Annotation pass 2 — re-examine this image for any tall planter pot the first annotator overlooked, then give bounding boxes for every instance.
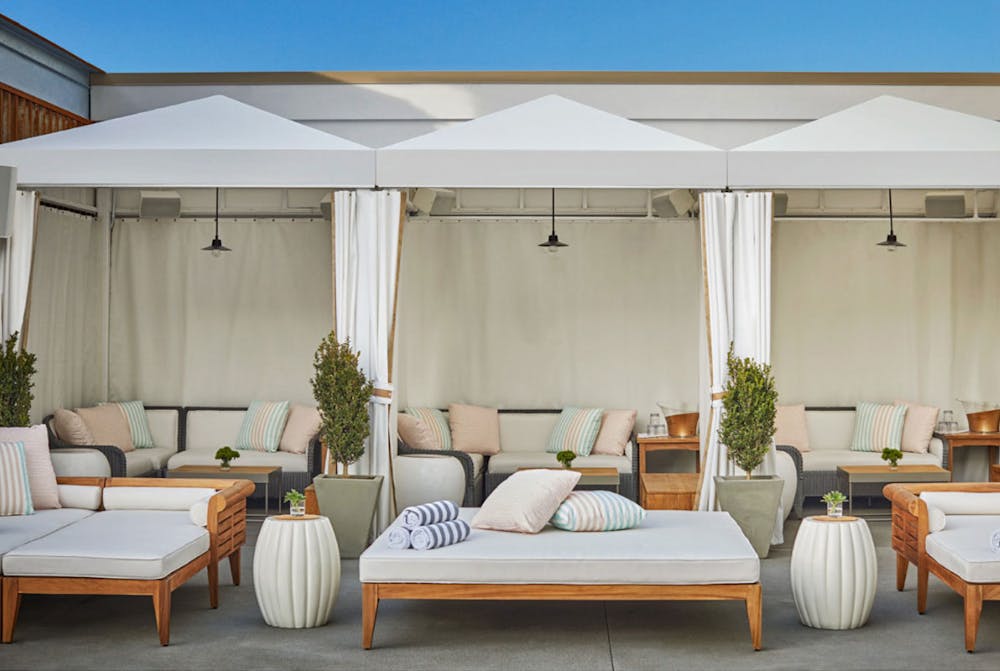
[312,474,384,559]
[714,475,784,559]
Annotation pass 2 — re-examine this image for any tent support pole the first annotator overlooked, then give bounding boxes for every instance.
[324,189,336,476]
[385,192,406,518]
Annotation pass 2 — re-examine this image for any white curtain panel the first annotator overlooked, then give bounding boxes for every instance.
[333,189,402,532]
[3,190,39,343]
[698,191,783,544]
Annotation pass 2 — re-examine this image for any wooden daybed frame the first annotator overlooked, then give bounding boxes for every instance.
[884,481,1000,652]
[2,476,254,646]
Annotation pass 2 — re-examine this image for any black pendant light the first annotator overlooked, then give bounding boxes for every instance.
[539,188,568,252]
[876,189,906,251]
[202,188,231,256]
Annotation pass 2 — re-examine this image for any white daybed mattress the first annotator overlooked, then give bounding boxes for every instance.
[360,509,758,585]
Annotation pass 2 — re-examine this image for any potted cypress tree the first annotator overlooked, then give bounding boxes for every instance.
[310,331,382,558]
[714,345,784,558]
[0,333,37,427]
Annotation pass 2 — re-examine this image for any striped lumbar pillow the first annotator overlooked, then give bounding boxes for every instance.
[114,400,155,449]
[0,441,34,516]
[550,491,645,532]
[851,402,907,452]
[404,408,451,451]
[236,401,291,452]
[546,407,604,456]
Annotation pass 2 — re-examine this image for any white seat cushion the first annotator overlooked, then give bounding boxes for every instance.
[0,509,94,572]
[124,452,156,476]
[925,515,1000,583]
[487,451,630,474]
[801,449,941,472]
[2,510,209,580]
[135,445,179,469]
[361,509,758,585]
[168,447,307,472]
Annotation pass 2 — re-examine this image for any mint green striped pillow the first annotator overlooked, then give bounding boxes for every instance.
[404,408,451,451]
[851,402,907,452]
[236,401,291,453]
[115,401,154,449]
[546,407,604,456]
[0,441,34,516]
[550,491,645,531]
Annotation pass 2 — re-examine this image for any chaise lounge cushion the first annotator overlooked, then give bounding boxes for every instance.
[0,508,94,571]
[487,451,631,474]
[3,510,210,580]
[924,514,1000,583]
[362,509,759,585]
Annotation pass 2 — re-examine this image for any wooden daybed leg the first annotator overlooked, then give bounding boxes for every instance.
[2,578,20,643]
[208,559,219,609]
[917,561,929,614]
[152,581,171,646]
[964,584,982,653]
[896,554,908,591]
[362,583,379,650]
[746,583,762,651]
[229,549,242,586]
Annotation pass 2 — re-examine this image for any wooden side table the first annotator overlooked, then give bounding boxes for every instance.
[935,432,1000,478]
[640,473,699,510]
[637,435,700,473]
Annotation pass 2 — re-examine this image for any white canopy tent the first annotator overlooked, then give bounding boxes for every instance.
[0,95,376,188]
[728,95,1000,189]
[377,94,727,188]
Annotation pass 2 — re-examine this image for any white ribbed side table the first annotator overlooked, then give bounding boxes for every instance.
[253,514,341,628]
[790,516,877,630]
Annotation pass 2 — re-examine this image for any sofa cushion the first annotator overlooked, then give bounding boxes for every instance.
[103,486,218,511]
[894,400,939,454]
[920,492,1000,516]
[280,404,320,454]
[775,404,810,453]
[449,404,501,456]
[804,410,856,451]
[2,510,210,580]
[168,447,307,472]
[801,449,941,472]
[113,400,155,449]
[497,413,559,453]
[850,402,906,452]
[0,508,94,572]
[57,484,102,510]
[186,410,246,451]
[0,425,60,510]
[592,410,636,456]
[0,441,33,516]
[487,451,631,474]
[924,514,1000,583]
[235,400,290,453]
[138,445,179,470]
[472,469,580,534]
[76,405,134,453]
[125,452,157,477]
[146,408,179,452]
[49,448,113,478]
[546,408,604,457]
[550,491,646,531]
[52,408,94,445]
[404,408,451,451]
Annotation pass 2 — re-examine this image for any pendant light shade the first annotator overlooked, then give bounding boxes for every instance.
[876,189,906,251]
[538,188,568,252]
[202,188,231,257]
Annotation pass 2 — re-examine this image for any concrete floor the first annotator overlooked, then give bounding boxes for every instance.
[3,505,999,671]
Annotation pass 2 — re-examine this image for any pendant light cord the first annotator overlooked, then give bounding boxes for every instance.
[888,189,894,235]
[551,188,556,236]
[215,187,220,237]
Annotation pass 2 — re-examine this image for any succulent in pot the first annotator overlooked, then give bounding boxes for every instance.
[284,489,306,516]
[821,490,847,518]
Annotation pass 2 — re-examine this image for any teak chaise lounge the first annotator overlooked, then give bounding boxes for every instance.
[885,482,1000,652]
[1,476,253,646]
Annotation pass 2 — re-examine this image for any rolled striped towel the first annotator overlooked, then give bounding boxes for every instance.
[410,519,470,551]
[387,526,412,550]
[400,500,460,530]
[992,530,1000,554]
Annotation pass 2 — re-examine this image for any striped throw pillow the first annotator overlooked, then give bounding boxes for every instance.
[236,401,291,452]
[550,491,645,532]
[546,407,604,456]
[851,402,907,452]
[404,408,451,451]
[114,401,155,449]
[0,441,34,516]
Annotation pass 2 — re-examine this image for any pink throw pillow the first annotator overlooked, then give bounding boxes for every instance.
[472,469,580,533]
[0,425,60,510]
[591,410,637,456]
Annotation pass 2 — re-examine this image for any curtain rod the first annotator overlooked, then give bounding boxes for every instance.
[39,197,98,217]
[113,213,324,221]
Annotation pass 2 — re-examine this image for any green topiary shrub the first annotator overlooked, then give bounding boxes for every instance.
[0,333,37,427]
[718,344,777,478]
[311,331,374,475]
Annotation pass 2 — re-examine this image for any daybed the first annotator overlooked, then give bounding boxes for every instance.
[358,508,762,650]
[1,476,253,646]
[885,482,1000,652]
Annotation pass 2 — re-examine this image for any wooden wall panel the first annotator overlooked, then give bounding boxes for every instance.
[0,82,89,144]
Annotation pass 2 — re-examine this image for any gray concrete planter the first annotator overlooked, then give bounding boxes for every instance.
[312,474,384,558]
[714,475,784,558]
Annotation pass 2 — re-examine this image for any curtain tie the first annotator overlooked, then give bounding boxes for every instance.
[371,383,393,405]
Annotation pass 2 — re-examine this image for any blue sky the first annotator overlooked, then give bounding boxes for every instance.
[5,0,1000,72]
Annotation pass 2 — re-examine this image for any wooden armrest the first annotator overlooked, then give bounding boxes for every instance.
[884,483,922,515]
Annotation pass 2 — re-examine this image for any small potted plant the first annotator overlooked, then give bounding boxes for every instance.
[556,450,576,469]
[214,446,240,471]
[821,490,847,518]
[284,489,306,516]
[881,447,904,470]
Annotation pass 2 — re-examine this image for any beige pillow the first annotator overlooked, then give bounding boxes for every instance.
[591,409,637,456]
[280,404,321,454]
[449,404,501,455]
[894,400,939,454]
[75,404,134,452]
[52,408,95,445]
[0,425,60,510]
[472,469,581,533]
[775,404,810,453]
[398,413,440,451]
